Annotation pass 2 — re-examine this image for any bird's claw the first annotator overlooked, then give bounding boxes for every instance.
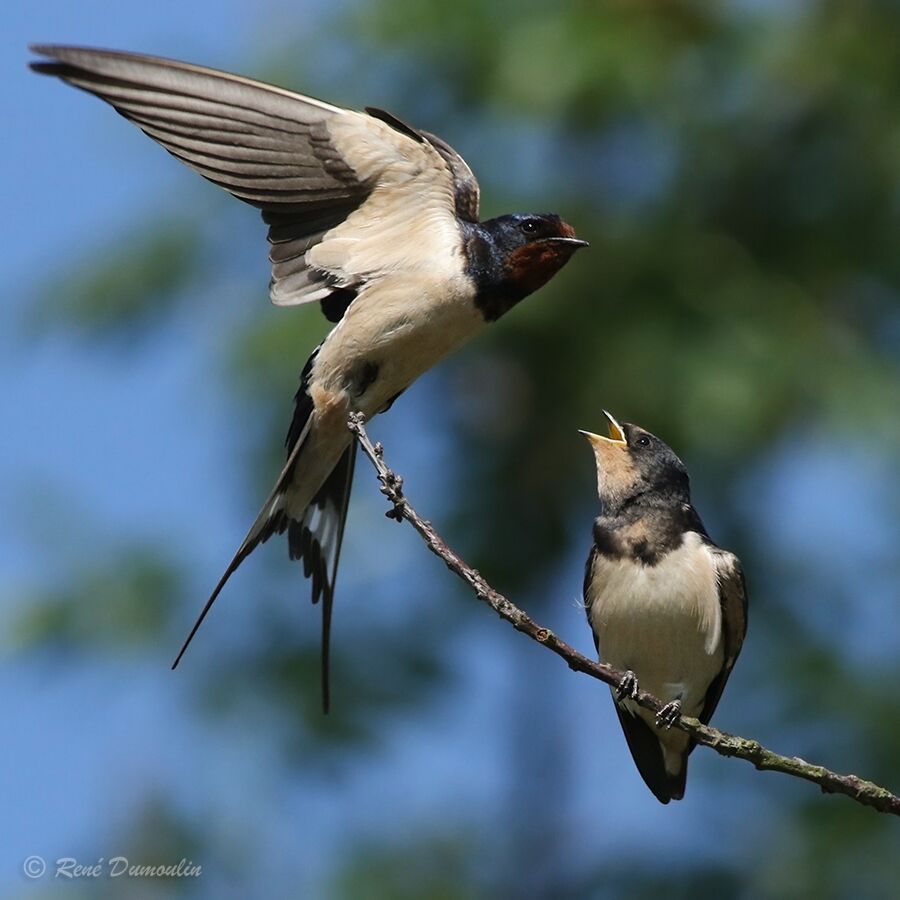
[656,700,682,730]
[615,670,639,701]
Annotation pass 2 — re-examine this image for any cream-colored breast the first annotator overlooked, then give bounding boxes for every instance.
[281,273,482,520]
[312,273,483,416]
[588,531,724,716]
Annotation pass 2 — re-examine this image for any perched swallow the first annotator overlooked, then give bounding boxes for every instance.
[580,412,747,803]
[31,46,587,709]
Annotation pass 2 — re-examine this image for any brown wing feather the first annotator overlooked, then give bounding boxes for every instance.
[30,46,467,312]
[30,45,363,208]
[420,130,480,222]
[359,110,480,222]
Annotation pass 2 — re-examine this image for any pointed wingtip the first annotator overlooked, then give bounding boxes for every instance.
[28,45,56,75]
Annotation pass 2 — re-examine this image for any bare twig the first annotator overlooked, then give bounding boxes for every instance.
[348,413,900,817]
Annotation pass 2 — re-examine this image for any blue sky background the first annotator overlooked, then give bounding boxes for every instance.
[3,2,900,898]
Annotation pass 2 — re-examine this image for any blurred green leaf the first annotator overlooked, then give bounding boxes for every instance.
[27,215,205,343]
[11,548,183,652]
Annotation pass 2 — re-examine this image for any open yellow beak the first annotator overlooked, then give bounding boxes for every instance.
[579,410,627,448]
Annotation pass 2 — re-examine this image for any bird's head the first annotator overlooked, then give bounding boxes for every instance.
[580,411,689,513]
[494,213,588,295]
[468,213,587,319]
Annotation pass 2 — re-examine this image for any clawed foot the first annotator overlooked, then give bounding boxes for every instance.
[656,699,682,730]
[615,670,639,701]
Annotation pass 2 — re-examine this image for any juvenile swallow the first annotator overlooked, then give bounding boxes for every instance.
[580,413,747,803]
[31,46,587,709]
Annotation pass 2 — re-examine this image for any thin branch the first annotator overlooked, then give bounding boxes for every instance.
[348,413,900,817]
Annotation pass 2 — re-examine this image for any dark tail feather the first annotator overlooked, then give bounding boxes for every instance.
[171,416,312,670]
[288,441,357,714]
[614,704,687,804]
[668,756,689,802]
[170,537,255,671]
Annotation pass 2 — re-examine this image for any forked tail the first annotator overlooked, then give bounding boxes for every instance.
[172,347,358,713]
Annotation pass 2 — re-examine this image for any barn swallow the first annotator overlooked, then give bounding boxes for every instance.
[580,412,747,803]
[31,46,587,709]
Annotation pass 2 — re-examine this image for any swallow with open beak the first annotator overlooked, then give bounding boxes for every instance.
[30,46,588,709]
[580,412,747,803]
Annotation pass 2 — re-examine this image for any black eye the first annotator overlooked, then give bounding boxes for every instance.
[635,435,651,448]
[520,219,540,235]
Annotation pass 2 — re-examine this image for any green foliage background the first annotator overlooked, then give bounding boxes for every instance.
[7,2,900,898]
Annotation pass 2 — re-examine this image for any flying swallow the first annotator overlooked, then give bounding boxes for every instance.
[580,412,747,803]
[30,46,587,709]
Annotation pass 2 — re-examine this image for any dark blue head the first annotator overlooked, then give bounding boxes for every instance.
[465,213,587,320]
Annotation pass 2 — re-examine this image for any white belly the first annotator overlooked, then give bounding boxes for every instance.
[588,531,724,717]
[280,275,483,517]
[313,274,484,418]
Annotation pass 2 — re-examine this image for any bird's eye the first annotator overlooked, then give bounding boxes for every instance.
[635,436,651,448]
[520,219,540,235]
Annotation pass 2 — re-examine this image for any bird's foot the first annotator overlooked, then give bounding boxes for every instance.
[615,670,639,701]
[347,411,366,435]
[656,699,682,730]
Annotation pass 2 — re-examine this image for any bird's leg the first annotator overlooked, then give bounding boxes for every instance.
[656,699,682,730]
[615,669,639,700]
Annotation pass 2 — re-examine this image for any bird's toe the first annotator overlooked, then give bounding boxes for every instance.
[656,699,682,730]
[615,670,640,701]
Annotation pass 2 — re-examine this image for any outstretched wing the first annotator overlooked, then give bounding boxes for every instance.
[30,45,476,311]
